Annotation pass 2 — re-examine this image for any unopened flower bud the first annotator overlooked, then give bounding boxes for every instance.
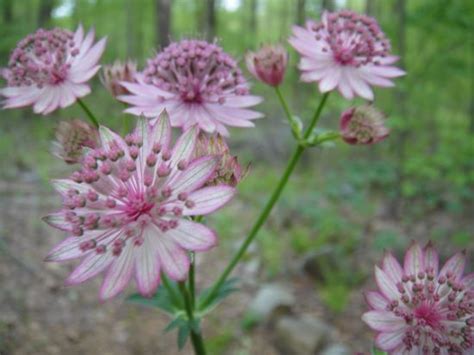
[52,119,99,164]
[245,44,288,87]
[194,133,248,187]
[339,105,389,145]
[100,60,137,97]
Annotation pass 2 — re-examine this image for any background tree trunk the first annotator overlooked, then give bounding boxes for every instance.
[296,0,305,25]
[322,0,334,11]
[204,0,216,41]
[38,0,54,27]
[156,0,171,48]
[2,0,13,23]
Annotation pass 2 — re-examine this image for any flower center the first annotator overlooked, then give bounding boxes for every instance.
[414,303,441,329]
[334,48,355,65]
[125,193,155,221]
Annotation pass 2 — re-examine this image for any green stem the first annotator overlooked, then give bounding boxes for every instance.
[189,252,196,309]
[77,98,100,128]
[178,282,207,355]
[274,86,293,124]
[200,93,330,310]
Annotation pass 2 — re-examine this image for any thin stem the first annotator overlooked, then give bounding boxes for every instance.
[178,282,207,355]
[200,93,330,310]
[189,252,196,309]
[77,98,100,128]
[274,86,293,124]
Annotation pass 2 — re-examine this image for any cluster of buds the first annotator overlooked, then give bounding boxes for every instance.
[100,60,137,97]
[339,105,389,145]
[246,44,288,87]
[51,119,99,164]
[194,133,247,187]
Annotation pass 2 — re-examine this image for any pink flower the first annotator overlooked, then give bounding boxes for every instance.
[52,119,99,164]
[118,39,263,136]
[44,112,235,301]
[362,242,474,353]
[340,105,389,145]
[0,25,106,114]
[245,44,288,87]
[289,10,405,100]
[100,60,137,98]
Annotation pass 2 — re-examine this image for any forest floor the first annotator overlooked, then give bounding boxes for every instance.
[0,172,472,355]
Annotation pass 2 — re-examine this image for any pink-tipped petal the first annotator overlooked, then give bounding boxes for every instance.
[403,242,424,277]
[362,311,405,332]
[365,291,389,311]
[156,238,189,281]
[167,220,217,251]
[375,330,405,351]
[439,251,466,281]
[99,245,135,300]
[183,185,235,216]
[375,265,399,300]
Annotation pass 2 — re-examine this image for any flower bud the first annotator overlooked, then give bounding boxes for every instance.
[245,44,288,87]
[100,60,137,97]
[339,105,389,145]
[194,133,247,187]
[52,119,99,164]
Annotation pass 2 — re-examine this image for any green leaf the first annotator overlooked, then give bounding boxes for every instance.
[197,277,240,314]
[371,345,387,355]
[164,316,187,333]
[177,324,190,350]
[126,284,180,315]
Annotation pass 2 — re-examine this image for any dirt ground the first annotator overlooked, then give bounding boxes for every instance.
[0,177,472,355]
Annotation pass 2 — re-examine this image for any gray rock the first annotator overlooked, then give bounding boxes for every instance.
[274,315,330,355]
[321,344,351,355]
[248,283,294,321]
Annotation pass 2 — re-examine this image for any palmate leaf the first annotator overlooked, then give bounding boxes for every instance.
[197,277,240,315]
[126,283,183,315]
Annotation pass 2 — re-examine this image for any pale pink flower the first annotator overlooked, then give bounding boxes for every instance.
[44,112,235,301]
[52,119,99,164]
[245,44,288,87]
[362,242,474,354]
[118,39,263,136]
[100,60,137,98]
[340,105,389,145]
[0,25,106,114]
[289,10,405,100]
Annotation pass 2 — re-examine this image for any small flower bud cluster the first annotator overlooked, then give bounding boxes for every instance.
[52,119,99,164]
[100,60,137,97]
[194,133,246,187]
[245,44,288,87]
[339,105,389,145]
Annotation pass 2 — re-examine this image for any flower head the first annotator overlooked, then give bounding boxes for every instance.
[362,242,474,353]
[340,105,389,145]
[195,133,246,187]
[101,60,137,98]
[44,112,235,300]
[0,25,106,114]
[289,10,405,100]
[118,39,263,136]
[52,119,99,164]
[245,44,288,87]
